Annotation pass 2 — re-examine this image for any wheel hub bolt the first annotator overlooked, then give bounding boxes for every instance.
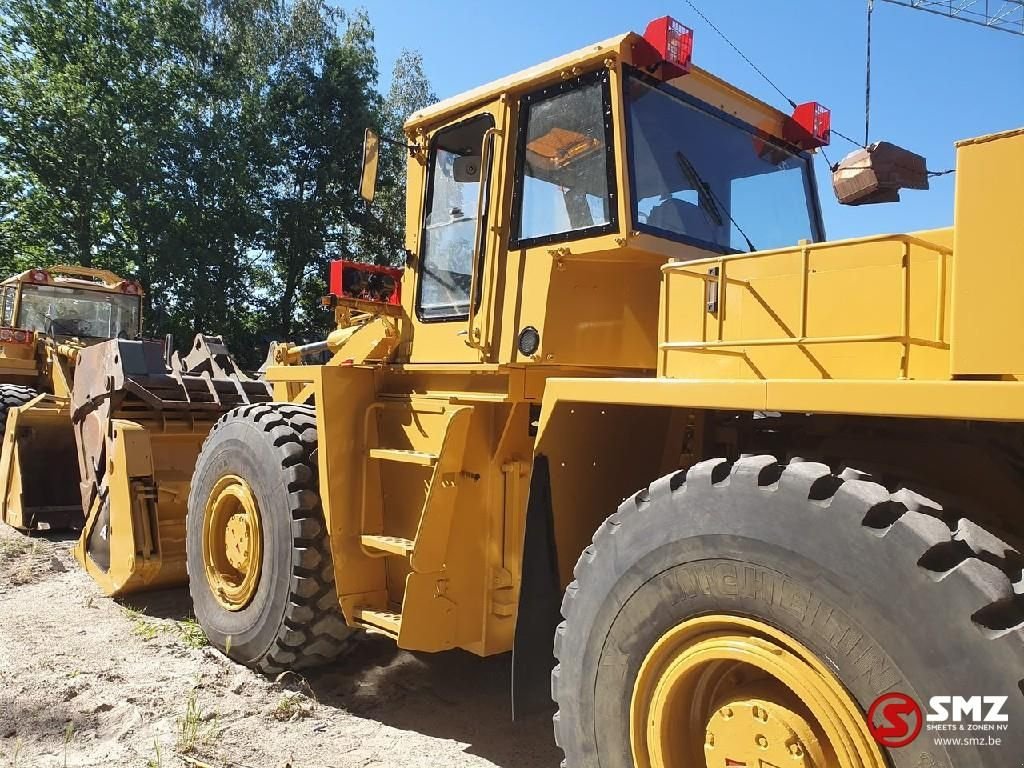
[756,734,769,750]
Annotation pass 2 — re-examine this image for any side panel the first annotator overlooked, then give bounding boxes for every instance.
[310,363,537,657]
[507,242,665,370]
[534,399,685,587]
[951,129,1024,376]
[659,231,953,382]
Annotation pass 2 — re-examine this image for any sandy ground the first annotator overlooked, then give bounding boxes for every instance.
[0,524,562,768]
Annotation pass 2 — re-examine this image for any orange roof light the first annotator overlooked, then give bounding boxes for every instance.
[634,16,694,80]
[785,102,832,150]
[118,280,143,295]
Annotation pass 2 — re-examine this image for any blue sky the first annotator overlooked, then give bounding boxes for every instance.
[355,0,1023,240]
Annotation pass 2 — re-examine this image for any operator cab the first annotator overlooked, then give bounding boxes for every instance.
[362,16,827,371]
[0,267,143,343]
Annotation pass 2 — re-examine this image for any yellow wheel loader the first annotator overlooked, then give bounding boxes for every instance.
[0,264,271,596]
[0,265,146,530]
[45,15,1024,768]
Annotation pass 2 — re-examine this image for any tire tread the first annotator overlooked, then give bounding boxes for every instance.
[192,402,352,675]
[552,455,1024,766]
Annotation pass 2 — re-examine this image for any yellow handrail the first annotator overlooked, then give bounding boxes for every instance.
[466,127,500,355]
[661,238,951,379]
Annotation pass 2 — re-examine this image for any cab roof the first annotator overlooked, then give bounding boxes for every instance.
[404,28,795,144]
[1,266,143,296]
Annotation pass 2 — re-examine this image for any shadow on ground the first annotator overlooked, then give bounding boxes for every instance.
[118,586,194,620]
[120,591,562,767]
[306,635,562,768]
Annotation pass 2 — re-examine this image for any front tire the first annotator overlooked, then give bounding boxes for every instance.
[553,456,1024,768]
[187,403,353,674]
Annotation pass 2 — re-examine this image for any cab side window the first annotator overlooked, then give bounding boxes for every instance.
[417,114,494,322]
[511,70,617,248]
[1,288,14,326]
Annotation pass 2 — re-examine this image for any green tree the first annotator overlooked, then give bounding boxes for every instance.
[260,6,383,340]
[0,0,205,272]
[0,0,436,363]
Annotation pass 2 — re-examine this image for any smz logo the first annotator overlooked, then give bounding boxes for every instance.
[868,692,923,748]
[927,696,1009,723]
[868,693,1010,748]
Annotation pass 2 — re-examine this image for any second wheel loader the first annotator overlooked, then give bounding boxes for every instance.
[0,265,145,530]
[0,265,270,596]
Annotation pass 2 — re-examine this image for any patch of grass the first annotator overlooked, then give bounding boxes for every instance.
[7,738,24,768]
[133,620,161,640]
[63,722,74,767]
[122,605,163,641]
[0,536,34,559]
[177,618,208,649]
[271,691,315,722]
[176,691,202,754]
[145,739,163,768]
[176,690,217,755]
[1,537,40,583]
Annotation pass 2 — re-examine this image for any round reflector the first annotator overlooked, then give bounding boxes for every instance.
[518,326,541,357]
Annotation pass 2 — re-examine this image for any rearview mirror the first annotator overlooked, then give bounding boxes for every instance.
[359,128,380,202]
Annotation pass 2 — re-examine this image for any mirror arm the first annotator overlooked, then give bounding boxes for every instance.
[377,134,419,155]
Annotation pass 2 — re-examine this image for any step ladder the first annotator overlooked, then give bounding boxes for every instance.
[351,399,473,642]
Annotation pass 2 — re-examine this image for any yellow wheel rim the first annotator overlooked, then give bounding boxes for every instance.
[630,615,886,768]
[202,474,263,611]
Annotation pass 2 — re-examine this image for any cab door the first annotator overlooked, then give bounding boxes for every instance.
[405,101,507,364]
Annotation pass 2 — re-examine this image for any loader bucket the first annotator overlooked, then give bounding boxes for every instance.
[0,396,83,530]
[71,335,271,596]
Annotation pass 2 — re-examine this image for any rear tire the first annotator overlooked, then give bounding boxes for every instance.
[552,456,1024,768]
[0,384,36,430]
[187,402,353,674]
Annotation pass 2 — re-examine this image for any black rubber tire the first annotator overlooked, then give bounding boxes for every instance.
[187,402,353,675]
[0,384,37,430]
[552,456,1024,768]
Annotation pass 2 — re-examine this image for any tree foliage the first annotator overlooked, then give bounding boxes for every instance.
[0,0,435,364]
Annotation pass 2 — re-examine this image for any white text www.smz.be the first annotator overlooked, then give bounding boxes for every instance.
[932,735,1003,747]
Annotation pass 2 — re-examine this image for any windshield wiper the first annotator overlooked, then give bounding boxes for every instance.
[674,150,758,252]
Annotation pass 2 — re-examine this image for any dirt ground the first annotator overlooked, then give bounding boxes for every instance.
[0,524,562,768]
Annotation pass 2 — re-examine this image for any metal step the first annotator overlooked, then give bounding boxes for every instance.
[351,607,401,636]
[360,534,414,557]
[368,448,438,466]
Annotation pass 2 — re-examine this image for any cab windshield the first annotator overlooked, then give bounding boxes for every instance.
[626,72,820,253]
[18,284,141,339]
